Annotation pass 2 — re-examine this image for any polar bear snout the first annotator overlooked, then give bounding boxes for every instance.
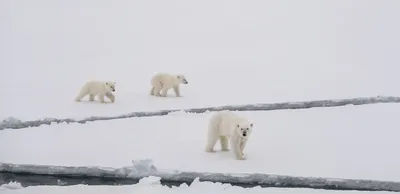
[108,84,116,92]
[105,81,116,92]
[242,130,248,137]
[176,75,188,84]
[238,126,251,138]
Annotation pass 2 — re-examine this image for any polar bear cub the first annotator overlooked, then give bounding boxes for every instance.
[205,110,254,160]
[150,73,188,97]
[75,81,116,103]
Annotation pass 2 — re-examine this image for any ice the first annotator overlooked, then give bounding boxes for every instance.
[1,0,400,193]
[0,178,397,194]
[126,159,158,177]
[1,96,399,130]
[0,181,23,190]
[0,117,23,129]
[1,104,400,185]
[137,176,162,186]
[2,0,400,122]
[2,161,400,192]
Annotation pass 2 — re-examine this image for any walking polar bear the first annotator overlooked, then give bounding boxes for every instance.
[75,81,116,103]
[205,110,254,160]
[150,73,188,97]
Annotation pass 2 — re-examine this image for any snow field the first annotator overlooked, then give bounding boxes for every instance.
[1,104,400,182]
[2,0,400,121]
[2,0,400,192]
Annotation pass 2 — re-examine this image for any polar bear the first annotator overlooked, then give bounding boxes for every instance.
[75,81,116,103]
[205,110,254,160]
[149,73,188,97]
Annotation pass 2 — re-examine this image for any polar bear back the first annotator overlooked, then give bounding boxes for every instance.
[211,111,249,137]
[82,81,109,95]
[151,73,180,88]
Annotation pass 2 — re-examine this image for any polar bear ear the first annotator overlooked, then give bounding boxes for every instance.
[105,82,109,85]
[237,124,240,128]
[250,123,253,127]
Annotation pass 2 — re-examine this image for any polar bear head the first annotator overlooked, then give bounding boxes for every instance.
[236,122,253,138]
[105,82,116,92]
[176,75,188,84]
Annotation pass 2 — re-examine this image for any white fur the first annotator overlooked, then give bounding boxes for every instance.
[149,73,188,97]
[205,110,254,160]
[75,81,116,103]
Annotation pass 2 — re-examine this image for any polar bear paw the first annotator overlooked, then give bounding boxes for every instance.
[236,155,247,160]
[205,148,216,153]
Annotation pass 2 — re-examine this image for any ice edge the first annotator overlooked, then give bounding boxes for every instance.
[1,162,400,192]
[1,95,400,130]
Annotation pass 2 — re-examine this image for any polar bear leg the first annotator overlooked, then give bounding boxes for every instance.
[98,94,106,103]
[231,137,246,160]
[160,87,169,97]
[75,89,88,102]
[151,80,163,97]
[205,124,219,153]
[153,86,162,96]
[239,140,247,159]
[150,87,155,95]
[205,135,218,152]
[220,136,229,151]
[173,86,180,97]
[205,115,221,152]
[240,139,247,153]
[105,92,115,103]
[89,94,95,101]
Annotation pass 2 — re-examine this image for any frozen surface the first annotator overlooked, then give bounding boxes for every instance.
[0,178,397,194]
[2,0,400,192]
[0,181,23,190]
[2,160,400,192]
[1,104,400,182]
[1,0,400,121]
[1,96,399,130]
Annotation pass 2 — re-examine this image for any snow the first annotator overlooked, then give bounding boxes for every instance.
[128,159,158,176]
[1,104,400,182]
[1,0,400,192]
[0,182,23,190]
[0,178,396,194]
[1,0,400,121]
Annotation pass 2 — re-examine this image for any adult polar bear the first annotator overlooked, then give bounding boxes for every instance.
[75,81,116,103]
[150,73,188,97]
[205,111,254,160]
